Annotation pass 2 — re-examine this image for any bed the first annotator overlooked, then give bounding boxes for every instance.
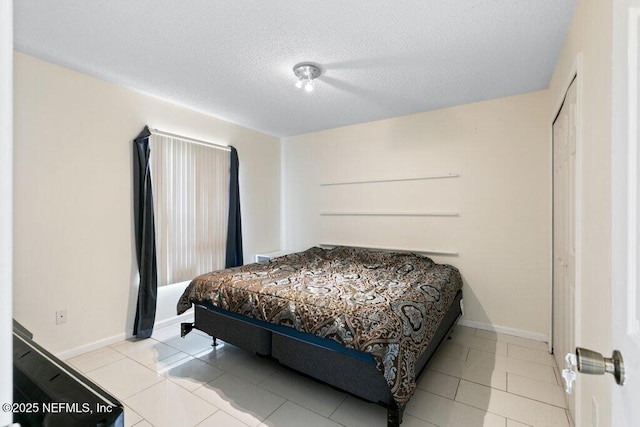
[177,246,463,426]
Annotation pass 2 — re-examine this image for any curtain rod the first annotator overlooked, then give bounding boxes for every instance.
[149,128,231,152]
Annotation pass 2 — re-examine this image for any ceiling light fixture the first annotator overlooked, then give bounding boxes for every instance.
[293,62,321,92]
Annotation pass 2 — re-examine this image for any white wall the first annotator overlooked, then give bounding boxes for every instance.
[282,90,551,338]
[13,53,281,356]
[549,0,613,425]
[0,1,12,425]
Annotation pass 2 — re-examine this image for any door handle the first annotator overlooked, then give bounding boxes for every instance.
[562,347,625,394]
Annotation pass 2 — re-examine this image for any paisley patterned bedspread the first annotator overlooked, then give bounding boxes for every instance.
[177,246,462,404]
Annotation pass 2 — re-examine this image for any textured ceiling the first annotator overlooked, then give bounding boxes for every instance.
[14,1,576,137]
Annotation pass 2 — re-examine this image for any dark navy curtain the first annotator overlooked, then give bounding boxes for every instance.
[132,126,157,338]
[225,146,243,268]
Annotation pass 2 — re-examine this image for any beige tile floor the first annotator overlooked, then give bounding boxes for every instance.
[65,324,571,427]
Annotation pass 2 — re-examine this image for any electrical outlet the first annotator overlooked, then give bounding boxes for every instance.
[56,309,67,325]
[592,396,599,427]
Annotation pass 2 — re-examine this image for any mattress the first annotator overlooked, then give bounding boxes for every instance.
[177,246,463,404]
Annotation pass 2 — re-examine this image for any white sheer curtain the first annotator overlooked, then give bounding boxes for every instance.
[150,134,230,286]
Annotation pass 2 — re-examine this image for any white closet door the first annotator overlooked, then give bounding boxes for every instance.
[552,78,577,421]
[611,4,640,424]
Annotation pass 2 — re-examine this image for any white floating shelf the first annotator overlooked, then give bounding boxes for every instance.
[319,243,459,256]
[320,211,459,217]
[320,173,459,187]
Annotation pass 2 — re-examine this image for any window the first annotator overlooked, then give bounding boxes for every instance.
[149,133,230,286]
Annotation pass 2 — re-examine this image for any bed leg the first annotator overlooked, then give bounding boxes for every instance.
[387,404,404,427]
[180,322,194,338]
[212,337,219,347]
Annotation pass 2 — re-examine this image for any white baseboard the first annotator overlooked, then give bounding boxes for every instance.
[56,331,129,360]
[457,319,548,343]
[154,312,194,330]
[56,312,194,361]
[56,314,546,360]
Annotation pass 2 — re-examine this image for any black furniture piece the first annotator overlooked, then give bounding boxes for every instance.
[12,320,124,427]
[182,290,463,427]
